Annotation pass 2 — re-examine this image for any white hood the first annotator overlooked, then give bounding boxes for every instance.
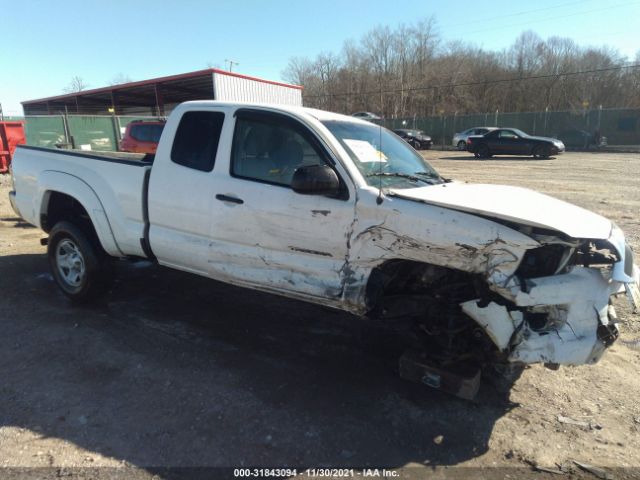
[388,183,612,239]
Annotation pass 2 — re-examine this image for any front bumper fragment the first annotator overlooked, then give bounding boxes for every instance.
[463,263,638,366]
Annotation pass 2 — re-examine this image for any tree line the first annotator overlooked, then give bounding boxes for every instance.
[283,18,640,118]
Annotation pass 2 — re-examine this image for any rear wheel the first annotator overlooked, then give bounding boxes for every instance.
[533,145,550,159]
[476,144,491,159]
[457,140,467,150]
[48,221,113,302]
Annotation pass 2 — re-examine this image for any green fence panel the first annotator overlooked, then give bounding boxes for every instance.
[600,109,639,145]
[66,116,117,152]
[24,116,67,147]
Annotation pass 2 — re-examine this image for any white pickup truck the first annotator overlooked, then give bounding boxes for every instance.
[9,101,640,398]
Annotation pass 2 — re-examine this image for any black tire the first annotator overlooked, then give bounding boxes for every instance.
[411,139,422,150]
[533,145,550,160]
[457,140,467,150]
[48,221,113,302]
[476,144,491,159]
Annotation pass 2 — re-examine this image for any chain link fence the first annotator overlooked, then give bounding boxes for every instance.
[383,107,640,149]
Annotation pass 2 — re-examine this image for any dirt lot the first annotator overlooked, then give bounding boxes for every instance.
[1,151,639,479]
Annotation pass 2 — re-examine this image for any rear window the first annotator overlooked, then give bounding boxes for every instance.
[171,111,225,172]
[130,124,164,142]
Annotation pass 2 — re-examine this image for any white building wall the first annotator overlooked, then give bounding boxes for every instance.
[212,72,303,106]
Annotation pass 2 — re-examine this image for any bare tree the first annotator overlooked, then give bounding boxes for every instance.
[108,73,133,86]
[291,17,639,117]
[63,76,89,93]
[282,57,315,86]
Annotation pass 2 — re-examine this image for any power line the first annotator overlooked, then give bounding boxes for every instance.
[302,63,640,99]
[227,1,598,68]
[238,1,637,69]
[440,0,591,30]
[458,1,640,36]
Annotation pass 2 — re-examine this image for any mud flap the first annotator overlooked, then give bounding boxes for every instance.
[399,350,481,400]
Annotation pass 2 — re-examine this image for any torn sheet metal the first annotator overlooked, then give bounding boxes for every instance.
[463,267,621,365]
[461,301,523,351]
[343,196,539,309]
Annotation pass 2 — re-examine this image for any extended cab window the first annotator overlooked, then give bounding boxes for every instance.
[231,112,327,187]
[171,111,225,172]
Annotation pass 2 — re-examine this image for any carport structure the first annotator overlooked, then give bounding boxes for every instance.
[22,68,302,116]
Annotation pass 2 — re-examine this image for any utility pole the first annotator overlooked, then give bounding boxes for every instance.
[224,59,239,72]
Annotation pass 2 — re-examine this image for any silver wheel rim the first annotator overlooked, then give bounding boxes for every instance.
[56,239,85,287]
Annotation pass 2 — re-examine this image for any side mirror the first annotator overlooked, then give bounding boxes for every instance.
[291,164,340,196]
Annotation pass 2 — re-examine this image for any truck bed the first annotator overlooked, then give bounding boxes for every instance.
[11,145,152,257]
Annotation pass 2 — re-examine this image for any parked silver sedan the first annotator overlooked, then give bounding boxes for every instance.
[452,127,498,150]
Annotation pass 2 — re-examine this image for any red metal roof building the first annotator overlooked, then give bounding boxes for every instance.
[22,68,303,116]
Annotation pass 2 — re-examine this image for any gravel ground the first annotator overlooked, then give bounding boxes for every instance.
[0,151,639,479]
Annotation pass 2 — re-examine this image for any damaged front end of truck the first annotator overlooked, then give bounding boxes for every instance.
[361,198,639,400]
[465,224,638,366]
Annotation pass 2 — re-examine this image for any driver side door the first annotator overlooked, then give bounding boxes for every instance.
[491,129,524,155]
[206,109,356,302]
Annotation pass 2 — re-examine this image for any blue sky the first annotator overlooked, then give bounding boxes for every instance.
[1,0,639,116]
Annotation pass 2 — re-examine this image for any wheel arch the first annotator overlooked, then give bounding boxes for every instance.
[38,171,122,256]
[362,258,481,314]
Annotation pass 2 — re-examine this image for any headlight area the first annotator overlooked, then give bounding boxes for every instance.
[464,232,638,366]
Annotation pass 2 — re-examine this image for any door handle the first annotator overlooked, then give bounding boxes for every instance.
[216,194,244,205]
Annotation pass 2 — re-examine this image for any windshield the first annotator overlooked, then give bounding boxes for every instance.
[322,120,442,189]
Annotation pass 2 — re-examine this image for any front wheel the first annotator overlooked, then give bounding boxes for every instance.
[411,139,422,150]
[48,221,113,302]
[533,145,550,159]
